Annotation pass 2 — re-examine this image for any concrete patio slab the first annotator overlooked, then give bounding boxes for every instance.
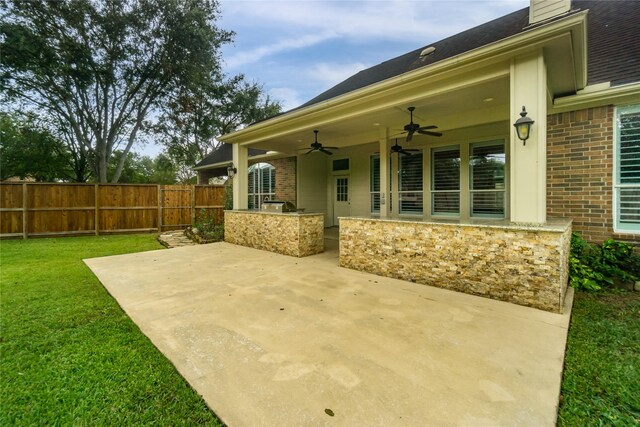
[85,241,572,427]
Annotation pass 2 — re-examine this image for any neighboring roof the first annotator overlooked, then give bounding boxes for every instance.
[297,1,639,110]
[193,143,267,169]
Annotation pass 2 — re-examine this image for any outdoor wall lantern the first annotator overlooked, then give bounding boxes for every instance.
[227,165,237,177]
[513,106,534,145]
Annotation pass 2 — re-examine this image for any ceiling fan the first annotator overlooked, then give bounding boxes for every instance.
[402,106,442,142]
[390,139,419,156]
[300,130,338,155]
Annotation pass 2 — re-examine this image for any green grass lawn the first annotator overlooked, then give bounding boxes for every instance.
[558,291,640,426]
[0,234,222,426]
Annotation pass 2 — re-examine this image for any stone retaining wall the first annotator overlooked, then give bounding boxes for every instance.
[339,218,572,312]
[225,210,324,257]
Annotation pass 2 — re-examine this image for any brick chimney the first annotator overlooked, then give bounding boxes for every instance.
[529,0,571,24]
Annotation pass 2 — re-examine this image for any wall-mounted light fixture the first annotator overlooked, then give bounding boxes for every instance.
[513,106,534,145]
[227,164,237,177]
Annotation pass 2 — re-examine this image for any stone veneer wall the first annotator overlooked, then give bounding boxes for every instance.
[225,210,323,257]
[547,105,640,243]
[339,218,572,312]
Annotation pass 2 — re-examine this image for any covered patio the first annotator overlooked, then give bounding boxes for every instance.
[85,240,573,426]
[221,15,585,312]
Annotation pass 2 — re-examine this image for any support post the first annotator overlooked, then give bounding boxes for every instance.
[190,185,196,226]
[157,185,163,232]
[94,184,100,235]
[232,144,249,210]
[378,127,390,217]
[510,51,547,224]
[22,183,27,239]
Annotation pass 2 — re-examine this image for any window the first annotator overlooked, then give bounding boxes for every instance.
[370,155,380,213]
[615,105,640,232]
[248,162,276,209]
[333,158,350,171]
[470,142,505,217]
[336,177,348,202]
[431,147,460,216]
[399,152,423,214]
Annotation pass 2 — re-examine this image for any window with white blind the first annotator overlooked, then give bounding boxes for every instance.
[248,162,276,210]
[399,152,423,214]
[431,147,460,215]
[615,105,640,233]
[370,155,380,213]
[470,141,505,217]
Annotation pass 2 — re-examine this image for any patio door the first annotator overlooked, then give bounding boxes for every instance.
[333,175,350,226]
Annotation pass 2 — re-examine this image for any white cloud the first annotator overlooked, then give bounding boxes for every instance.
[224,31,337,69]
[269,87,304,111]
[307,62,368,88]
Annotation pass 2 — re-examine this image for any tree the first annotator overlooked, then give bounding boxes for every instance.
[156,73,281,169]
[0,0,232,182]
[0,113,74,181]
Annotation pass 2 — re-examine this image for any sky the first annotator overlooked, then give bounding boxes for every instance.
[141,0,529,156]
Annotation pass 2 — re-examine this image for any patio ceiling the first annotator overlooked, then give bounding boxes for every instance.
[248,76,511,154]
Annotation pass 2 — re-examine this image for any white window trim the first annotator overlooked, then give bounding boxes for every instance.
[613,104,640,234]
[469,140,507,219]
[398,150,424,216]
[427,137,508,221]
[248,162,276,210]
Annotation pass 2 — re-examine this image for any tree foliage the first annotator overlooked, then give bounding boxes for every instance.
[106,151,178,184]
[156,72,281,170]
[1,0,231,182]
[0,113,74,181]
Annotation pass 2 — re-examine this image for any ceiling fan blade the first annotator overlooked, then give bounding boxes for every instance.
[304,148,315,155]
[405,132,414,142]
[419,125,438,130]
[400,149,413,156]
[323,146,339,150]
[320,148,333,155]
[417,130,443,137]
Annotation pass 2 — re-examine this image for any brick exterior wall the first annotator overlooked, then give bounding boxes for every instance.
[196,156,297,203]
[269,157,297,204]
[547,105,640,243]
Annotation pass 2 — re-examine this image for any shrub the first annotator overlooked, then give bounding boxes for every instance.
[569,233,639,291]
[191,209,224,242]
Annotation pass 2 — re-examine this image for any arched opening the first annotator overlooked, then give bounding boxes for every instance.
[248,162,276,210]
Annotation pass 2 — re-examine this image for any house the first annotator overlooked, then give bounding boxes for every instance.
[210,0,640,312]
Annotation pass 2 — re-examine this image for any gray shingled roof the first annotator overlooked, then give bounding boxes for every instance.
[194,143,267,169]
[297,1,639,110]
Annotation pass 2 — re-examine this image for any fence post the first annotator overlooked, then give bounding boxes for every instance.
[157,185,162,232]
[22,183,28,239]
[94,184,100,236]
[190,185,196,226]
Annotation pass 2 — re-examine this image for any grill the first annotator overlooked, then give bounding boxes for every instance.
[261,200,297,213]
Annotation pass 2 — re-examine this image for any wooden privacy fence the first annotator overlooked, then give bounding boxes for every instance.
[0,183,226,239]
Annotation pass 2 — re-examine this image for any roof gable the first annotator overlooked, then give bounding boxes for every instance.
[297,1,639,110]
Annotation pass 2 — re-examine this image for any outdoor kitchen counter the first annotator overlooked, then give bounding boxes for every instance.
[338,216,572,312]
[224,210,324,257]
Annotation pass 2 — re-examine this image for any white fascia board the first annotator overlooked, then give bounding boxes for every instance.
[192,152,287,171]
[221,11,588,146]
[552,82,640,113]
